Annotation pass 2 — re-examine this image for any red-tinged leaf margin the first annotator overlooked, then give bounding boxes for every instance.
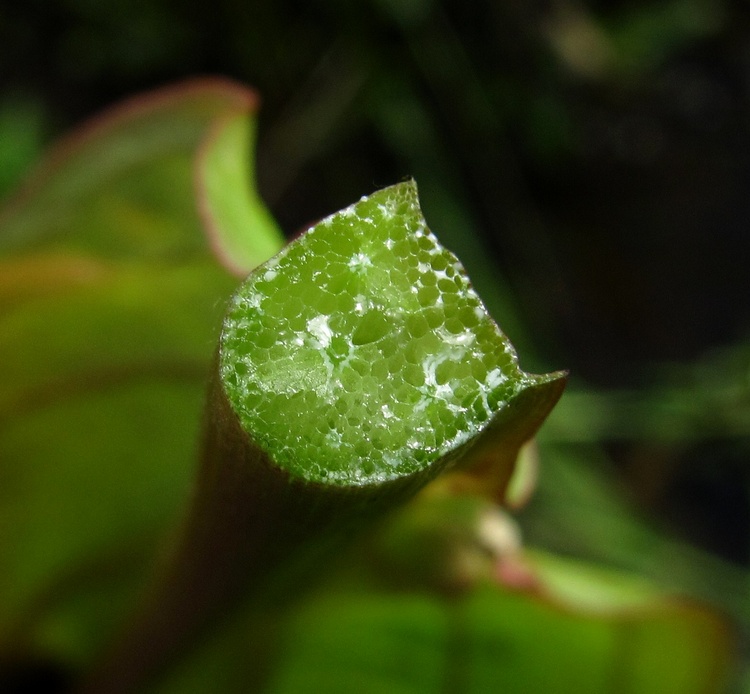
[0,76,266,273]
[195,110,285,277]
[494,552,738,693]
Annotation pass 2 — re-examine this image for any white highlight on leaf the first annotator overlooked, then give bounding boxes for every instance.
[348,252,373,272]
[307,315,333,348]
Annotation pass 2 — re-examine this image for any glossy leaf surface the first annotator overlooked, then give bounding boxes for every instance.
[221,181,565,489]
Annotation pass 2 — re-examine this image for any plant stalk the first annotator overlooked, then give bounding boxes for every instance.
[78,360,429,694]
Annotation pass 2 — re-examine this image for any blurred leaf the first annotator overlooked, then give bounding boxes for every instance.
[0,95,47,199]
[545,0,726,82]
[605,0,725,77]
[266,593,446,694]
[546,341,750,445]
[149,492,733,694]
[196,110,284,275]
[521,441,750,633]
[0,78,284,669]
[262,549,731,694]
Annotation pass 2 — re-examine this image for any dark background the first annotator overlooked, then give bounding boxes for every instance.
[1,0,748,590]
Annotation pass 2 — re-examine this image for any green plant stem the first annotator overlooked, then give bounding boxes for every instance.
[77,360,434,694]
[77,181,566,693]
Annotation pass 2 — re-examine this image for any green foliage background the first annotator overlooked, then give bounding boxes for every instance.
[1,0,749,691]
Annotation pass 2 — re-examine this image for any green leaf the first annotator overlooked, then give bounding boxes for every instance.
[262,523,732,694]
[459,578,730,693]
[0,78,283,263]
[267,593,448,694]
[221,180,565,492]
[0,78,284,668]
[141,492,731,694]
[196,110,284,274]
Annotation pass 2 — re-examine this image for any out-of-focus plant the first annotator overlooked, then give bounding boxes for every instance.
[0,79,737,694]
